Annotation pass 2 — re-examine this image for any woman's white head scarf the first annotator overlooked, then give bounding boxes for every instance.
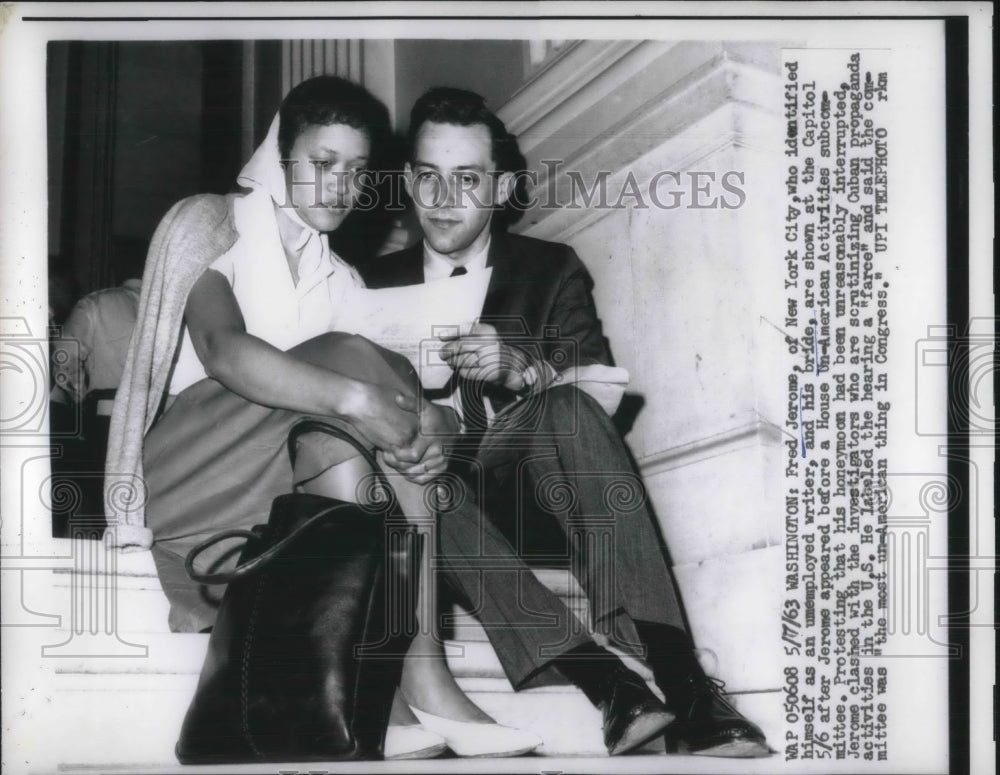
[223,112,364,320]
[234,113,336,282]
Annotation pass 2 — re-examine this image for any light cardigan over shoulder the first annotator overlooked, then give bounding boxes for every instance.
[104,194,239,552]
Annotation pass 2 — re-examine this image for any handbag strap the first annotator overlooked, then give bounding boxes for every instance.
[184,501,356,584]
[286,419,391,494]
[185,420,395,585]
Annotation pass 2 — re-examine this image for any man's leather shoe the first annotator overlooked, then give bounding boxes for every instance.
[662,674,770,758]
[601,667,676,756]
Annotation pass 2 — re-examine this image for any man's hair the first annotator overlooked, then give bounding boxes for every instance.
[407,87,528,226]
[278,76,391,162]
[407,87,523,173]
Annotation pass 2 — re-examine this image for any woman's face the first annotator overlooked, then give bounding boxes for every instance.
[283,122,370,233]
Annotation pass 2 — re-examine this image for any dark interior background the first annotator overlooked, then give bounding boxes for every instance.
[45,38,537,537]
[47,39,528,307]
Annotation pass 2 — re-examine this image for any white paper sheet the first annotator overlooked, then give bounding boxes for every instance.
[334,267,493,389]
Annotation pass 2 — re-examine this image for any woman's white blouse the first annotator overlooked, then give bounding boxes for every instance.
[167,195,364,396]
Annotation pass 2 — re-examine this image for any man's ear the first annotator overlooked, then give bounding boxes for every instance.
[403,162,414,198]
[495,171,514,206]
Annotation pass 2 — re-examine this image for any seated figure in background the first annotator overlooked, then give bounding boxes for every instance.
[51,276,142,405]
[49,266,142,537]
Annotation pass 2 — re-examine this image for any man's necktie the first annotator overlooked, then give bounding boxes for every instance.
[448,264,488,428]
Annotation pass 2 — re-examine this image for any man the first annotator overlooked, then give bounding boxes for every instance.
[51,277,142,405]
[50,275,142,537]
[364,87,770,758]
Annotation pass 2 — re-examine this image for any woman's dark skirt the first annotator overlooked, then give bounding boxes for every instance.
[143,332,418,632]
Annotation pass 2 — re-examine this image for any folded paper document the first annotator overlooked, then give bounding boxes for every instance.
[335,269,493,389]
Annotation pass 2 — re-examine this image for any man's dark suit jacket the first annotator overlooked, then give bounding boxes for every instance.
[360,231,614,375]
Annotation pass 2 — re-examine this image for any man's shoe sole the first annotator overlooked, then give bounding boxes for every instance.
[667,734,771,758]
[608,709,676,756]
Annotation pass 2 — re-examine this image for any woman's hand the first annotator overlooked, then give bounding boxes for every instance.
[342,382,421,452]
[186,270,423,450]
[382,401,461,484]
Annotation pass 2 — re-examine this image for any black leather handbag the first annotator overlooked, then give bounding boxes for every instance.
[174,420,420,764]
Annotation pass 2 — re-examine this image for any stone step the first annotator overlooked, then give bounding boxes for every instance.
[46,613,745,701]
[47,555,775,691]
[42,540,785,768]
[49,554,583,596]
[48,674,614,763]
[50,631,662,694]
[48,616,783,764]
[49,562,589,634]
[47,635,636,688]
[48,666,782,768]
[49,578,589,637]
[56,756,789,775]
[50,632,506,680]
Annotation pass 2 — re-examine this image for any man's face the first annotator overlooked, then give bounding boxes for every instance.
[405,121,512,262]
[284,122,370,233]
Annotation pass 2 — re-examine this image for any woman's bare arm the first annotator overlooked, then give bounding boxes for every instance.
[184,268,418,450]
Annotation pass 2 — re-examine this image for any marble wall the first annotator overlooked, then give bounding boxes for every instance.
[501,40,787,694]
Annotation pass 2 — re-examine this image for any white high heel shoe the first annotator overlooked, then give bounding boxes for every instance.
[384,724,448,760]
[409,706,543,758]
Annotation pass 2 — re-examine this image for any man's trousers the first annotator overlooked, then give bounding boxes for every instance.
[435,384,688,689]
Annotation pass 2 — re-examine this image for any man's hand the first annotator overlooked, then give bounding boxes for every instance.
[439,322,532,392]
[382,399,461,484]
[440,322,559,396]
[51,339,86,403]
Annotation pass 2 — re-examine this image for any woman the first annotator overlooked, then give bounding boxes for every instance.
[105,76,539,759]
